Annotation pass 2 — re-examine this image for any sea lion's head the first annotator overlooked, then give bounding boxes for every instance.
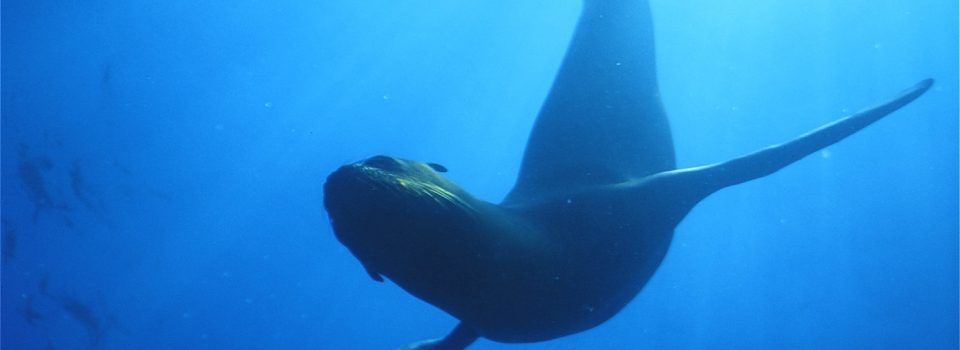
[323,155,478,281]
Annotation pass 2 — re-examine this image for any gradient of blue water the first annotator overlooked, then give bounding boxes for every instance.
[2,1,957,349]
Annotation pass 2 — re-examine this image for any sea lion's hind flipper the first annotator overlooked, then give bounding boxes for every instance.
[644,79,934,222]
[506,0,674,203]
[396,323,478,350]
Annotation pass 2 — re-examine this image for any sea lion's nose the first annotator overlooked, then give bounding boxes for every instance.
[363,155,402,170]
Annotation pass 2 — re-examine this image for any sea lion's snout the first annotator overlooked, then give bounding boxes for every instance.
[361,155,403,171]
[323,154,479,285]
[322,162,401,269]
[322,155,460,242]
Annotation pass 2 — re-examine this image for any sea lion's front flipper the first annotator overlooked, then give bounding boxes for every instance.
[645,79,934,223]
[507,0,674,203]
[396,323,478,350]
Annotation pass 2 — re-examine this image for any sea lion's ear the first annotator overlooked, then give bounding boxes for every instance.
[362,263,384,282]
[428,163,448,173]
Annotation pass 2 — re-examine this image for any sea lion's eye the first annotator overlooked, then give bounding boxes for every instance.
[427,163,448,173]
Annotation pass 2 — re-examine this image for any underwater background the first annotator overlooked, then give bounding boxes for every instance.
[2,0,957,349]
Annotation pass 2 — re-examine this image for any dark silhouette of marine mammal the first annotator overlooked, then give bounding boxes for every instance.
[322,1,932,349]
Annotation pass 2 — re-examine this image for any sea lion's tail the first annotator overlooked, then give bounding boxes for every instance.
[643,79,933,223]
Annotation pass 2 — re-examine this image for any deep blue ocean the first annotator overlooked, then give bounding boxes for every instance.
[2,1,957,349]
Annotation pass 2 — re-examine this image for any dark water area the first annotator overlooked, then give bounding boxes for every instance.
[2,1,957,349]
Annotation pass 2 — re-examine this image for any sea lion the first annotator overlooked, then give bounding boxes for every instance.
[322,1,932,349]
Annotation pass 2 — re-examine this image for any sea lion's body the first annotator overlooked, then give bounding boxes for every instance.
[325,159,673,343]
[322,1,932,349]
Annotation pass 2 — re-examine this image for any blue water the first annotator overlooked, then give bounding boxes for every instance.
[2,1,957,349]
